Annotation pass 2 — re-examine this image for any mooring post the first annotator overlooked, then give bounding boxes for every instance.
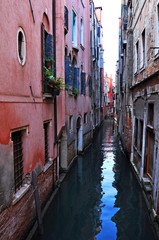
[32,170,44,236]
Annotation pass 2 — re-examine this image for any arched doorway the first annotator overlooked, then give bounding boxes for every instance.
[76,116,83,153]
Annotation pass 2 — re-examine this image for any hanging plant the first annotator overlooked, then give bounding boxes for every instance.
[44,66,65,92]
[72,87,79,98]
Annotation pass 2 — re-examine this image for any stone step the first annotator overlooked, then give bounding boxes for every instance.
[143,177,151,185]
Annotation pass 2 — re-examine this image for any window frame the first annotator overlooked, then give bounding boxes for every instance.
[17,27,26,66]
[72,9,78,48]
[80,18,84,47]
[140,29,145,69]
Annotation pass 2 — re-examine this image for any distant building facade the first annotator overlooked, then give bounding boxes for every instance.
[90,2,104,129]
[0,0,104,239]
[117,0,159,219]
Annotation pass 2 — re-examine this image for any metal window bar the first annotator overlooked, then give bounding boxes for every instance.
[12,131,23,192]
[44,123,49,163]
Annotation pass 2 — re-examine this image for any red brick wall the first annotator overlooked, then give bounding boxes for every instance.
[0,163,56,240]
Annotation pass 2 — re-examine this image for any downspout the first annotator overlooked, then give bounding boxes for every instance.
[53,0,57,143]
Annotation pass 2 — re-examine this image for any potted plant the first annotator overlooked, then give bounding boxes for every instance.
[44,60,65,96]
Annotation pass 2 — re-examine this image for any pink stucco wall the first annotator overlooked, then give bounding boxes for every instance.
[64,0,91,122]
[0,0,65,173]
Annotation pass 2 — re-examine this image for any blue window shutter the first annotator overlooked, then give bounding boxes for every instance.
[65,56,73,86]
[73,67,79,92]
[45,34,52,59]
[97,26,100,37]
[81,72,86,95]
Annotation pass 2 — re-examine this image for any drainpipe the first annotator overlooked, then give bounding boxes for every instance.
[53,0,57,143]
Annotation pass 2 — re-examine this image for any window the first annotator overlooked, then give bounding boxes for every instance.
[155,4,159,55]
[72,56,79,92]
[64,6,69,35]
[69,116,73,131]
[134,118,138,147]
[140,30,145,68]
[44,122,49,163]
[135,41,139,73]
[72,10,77,47]
[11,131,24,192]
[84,113,88,124]
[41,23,54,94]
[80,18,84,46]
[140,120,143,152]
[81,72,86,95]
[148,103,154,126]
[17,27,26,66]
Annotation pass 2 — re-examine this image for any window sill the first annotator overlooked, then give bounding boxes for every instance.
[154,51,159,61]
[72,45,79,52]
[12,184,31,205]
[43,160,53,172]
[134,71,138,76]
[140,65,145,73]
[43,93,53,99]
[147,124,154,130]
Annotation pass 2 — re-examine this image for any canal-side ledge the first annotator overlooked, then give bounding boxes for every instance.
[26,142,93,240]
[119,129,159,239]
[129,160,159,239]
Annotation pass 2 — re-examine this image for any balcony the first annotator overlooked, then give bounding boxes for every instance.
[64,6,68,35]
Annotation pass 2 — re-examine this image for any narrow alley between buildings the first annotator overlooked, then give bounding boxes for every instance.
[31,120,157,240]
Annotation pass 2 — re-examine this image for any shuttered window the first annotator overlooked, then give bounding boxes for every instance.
[81,72,86,95]
[65,56,73,87]
[73,67,80,92]
[41,23,54,94]
[11,131,23,192]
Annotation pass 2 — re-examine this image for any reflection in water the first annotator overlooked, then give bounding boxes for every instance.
[32,120,156,240]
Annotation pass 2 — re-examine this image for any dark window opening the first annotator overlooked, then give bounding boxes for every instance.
[140,120,143,152]
[11,131,23,192]
[148,103,154,126]
[84,113,87,124]
[18,31,23,61]
[44,122,49,163]
[135,118,138,147]
[64,6,69,34]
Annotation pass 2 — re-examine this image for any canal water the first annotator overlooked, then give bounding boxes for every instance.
[33,120,157,240]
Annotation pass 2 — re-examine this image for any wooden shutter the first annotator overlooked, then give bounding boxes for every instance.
[45,34,53,59]
[73,67,79,92]
[65,56,73,87]
[81,72,86,95]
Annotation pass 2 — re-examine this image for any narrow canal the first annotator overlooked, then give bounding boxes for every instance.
[33,120,157,240]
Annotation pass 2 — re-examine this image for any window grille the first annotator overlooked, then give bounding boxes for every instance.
[11,131,23,192]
